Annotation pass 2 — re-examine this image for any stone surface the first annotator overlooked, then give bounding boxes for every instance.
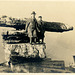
[10,59,65,73]
[0,61,73,73]
[4,43,46,62]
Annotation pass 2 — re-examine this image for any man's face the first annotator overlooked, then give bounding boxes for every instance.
[38,17,42,21]
[31,14,35,19]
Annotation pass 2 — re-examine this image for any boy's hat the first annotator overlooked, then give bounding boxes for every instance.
[38,16,42,18]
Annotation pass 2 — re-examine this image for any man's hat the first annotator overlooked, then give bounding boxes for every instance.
[38,16,42,18]
[31,11,36,15]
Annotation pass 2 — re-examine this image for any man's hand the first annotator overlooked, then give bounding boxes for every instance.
[38,30,40,32]
[25,30,26,32]
[37,27,40,32]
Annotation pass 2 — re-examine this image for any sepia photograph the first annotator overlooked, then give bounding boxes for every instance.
[0,0,75,73]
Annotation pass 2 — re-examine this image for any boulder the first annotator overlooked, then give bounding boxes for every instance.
[4,43,46,62]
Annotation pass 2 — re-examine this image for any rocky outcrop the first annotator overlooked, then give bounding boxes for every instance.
[4,43,46,62]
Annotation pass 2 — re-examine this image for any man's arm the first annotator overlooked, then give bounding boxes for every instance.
[25,21,30,32]
[36,22,40,32]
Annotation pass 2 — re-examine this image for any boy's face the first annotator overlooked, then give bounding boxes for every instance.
[38,17,42,21]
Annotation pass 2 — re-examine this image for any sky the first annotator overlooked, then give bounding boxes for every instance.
[0,1,75,66]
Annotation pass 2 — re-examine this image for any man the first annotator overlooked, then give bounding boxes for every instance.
[37,16,45,43]
[25,11,38,44]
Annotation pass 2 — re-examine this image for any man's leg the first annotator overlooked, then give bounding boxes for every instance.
[30,37,32,44]
[29,30,33,44]
[34,37,36,43]
[33,30,37,43]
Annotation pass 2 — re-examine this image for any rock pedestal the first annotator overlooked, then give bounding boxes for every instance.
[4,43,46,63]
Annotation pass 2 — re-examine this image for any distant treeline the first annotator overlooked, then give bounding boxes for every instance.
[0,15,26,30]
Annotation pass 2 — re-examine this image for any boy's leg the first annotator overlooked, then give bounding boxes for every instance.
[42,37,44,43]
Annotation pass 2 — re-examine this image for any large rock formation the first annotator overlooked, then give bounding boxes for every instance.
[4,43,46,63]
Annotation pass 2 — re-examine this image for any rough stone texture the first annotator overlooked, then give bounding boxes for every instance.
[4,43,46,62]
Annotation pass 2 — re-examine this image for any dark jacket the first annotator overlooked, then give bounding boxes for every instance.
[37,20,45,38]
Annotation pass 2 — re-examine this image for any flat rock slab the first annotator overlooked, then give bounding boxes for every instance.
[0,59,73,73]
